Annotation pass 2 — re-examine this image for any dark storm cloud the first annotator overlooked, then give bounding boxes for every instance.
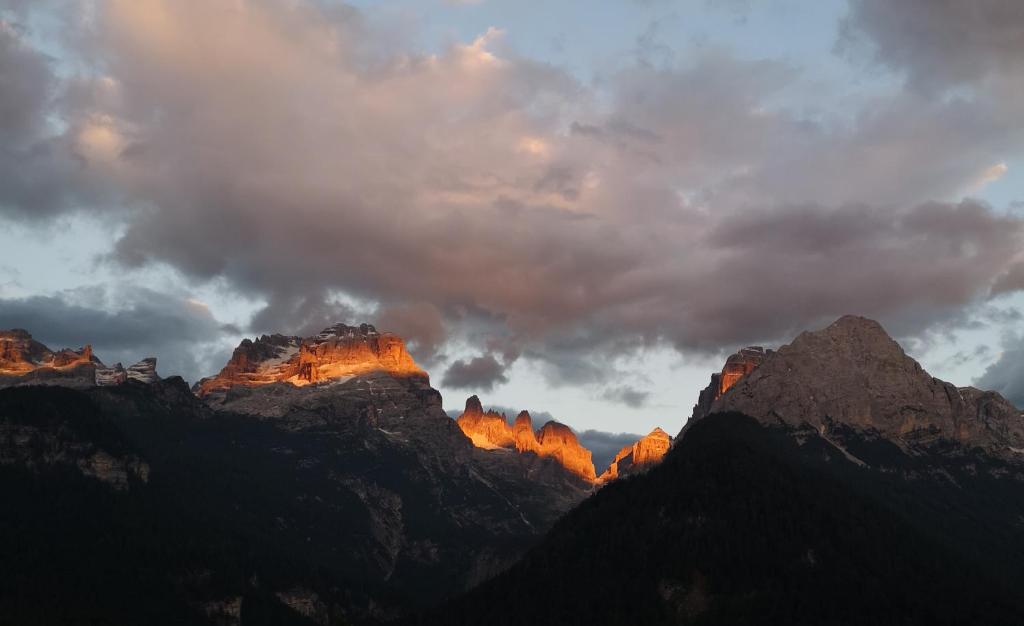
[842,0,1024,90]
[976,335,1024,409]
[0,287,235,382]
[442,354,510,391]
[0,19,91,218]
[2,0,1024,383]
[376,302,447,365]
[248,291,356,339]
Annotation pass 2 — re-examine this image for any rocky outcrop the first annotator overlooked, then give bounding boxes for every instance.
[195,323,425,400]
[455,396,515,449]
[95,364,128,386]
[535,421,596,482]
[597,427,672,482]
[694,315,1024,458]
[96,358,161,386]
[126,358,160,383]
[455,396,597,481]
[692,346,770,420]
[512,411,541,454]
[0,329,98,388]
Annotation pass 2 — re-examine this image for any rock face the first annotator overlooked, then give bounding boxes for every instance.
[693,315,1024,457]
[0,329,98,388]
[455,396,515,449]
[95,364,128,386]
[96,358,161,386]
[596,427,672,482]
[195,323,424,400]
[455,396,596,481]
[692,346,770,420]
[0,329,160,390]
[126,358,160,383]
[183,323,592,617]
[535,421,597,482]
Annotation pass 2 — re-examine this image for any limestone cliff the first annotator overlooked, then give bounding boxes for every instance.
[692,346,770,420]
[693,315,1024,458]
[195,323,424,400]
[0,329,98,388]
[455,396,596,481]
[596,427,672,482]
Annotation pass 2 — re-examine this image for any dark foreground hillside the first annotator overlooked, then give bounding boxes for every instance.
[0,378,585,625]
[415,412,1024,626]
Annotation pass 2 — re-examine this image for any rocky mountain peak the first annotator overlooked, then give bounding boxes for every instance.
[692,315,1024,457]
[0,329,94,374]
[535,422,596,482]
[596,427,672,483]
[464,394,484,416]
[692,345,771,420]
[195,322,425,399]
[455,397,596,481]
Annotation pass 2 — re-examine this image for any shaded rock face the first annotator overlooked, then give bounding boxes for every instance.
[597,427,672,482]
[126,358,160,383]
[696,315,1024,458]
[455,396,596,481]
[0,329,98,388]
[692,346,770,420]
[195,323,424,400]
[96,358,161,386]
[190,332,592,616]
[428,413,1024,626]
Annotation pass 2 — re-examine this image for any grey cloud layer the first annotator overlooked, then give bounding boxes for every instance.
[0,287,234,380]
[442,354,510,391]
[976,334,1024,409]
[1,0,1023,384]
[843,0,1024,90]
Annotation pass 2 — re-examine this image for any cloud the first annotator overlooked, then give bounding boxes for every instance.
[442,354,510,390]
[376,301,446,365]
[600,385,650,408]
[975,334,1024,409]
[0,18,100,219]
[0,286,237,382]
[2,0,1024,384]
[841,0,1024,91]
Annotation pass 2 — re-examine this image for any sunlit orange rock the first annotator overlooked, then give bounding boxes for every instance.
[455,395,515,449]
[512,410,541,454]
[196,323,426,397]
[536,421,596,482]
[692,346,771,420]
[0,329,94,373]
[455,396,596,481]
[597,427,672,482]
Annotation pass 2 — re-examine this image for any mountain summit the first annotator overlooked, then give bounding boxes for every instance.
[703,315,1024,456]
[455,396,597,481]
[195,323,425,401]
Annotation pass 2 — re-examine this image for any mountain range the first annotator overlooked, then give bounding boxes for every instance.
[2,316,1023,625]
[415,316,1024,625]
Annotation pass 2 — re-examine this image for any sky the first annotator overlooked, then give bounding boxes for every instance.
[1,0,1024,438]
